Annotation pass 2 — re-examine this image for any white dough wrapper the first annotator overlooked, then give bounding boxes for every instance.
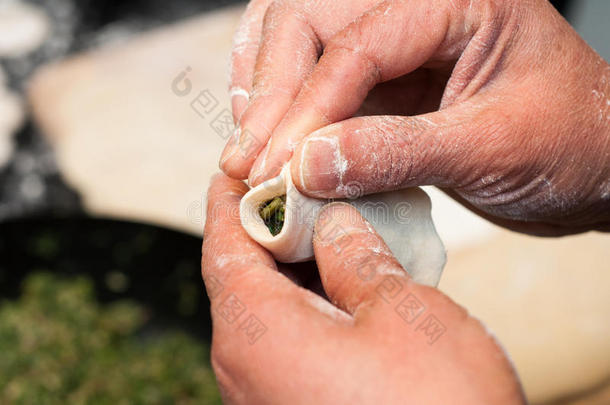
[240,166,447,286]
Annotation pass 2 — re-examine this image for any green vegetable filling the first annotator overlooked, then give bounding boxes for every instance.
[259,195,286,236]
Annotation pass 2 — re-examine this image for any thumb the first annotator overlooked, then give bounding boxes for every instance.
[290,103,509,198]
[313,202,410,316]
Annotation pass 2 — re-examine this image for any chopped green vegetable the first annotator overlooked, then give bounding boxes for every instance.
[0,273,222,405]
[259,195,286,236]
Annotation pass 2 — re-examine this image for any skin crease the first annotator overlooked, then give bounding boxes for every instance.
[202,174,526,405]
[220,0,610,234]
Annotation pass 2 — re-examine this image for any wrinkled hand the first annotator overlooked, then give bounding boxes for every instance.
[221,0,610,234]
[201,174,525,405]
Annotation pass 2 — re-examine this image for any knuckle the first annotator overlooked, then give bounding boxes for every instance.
[324,35,360,59]
[263,0,311,33]
[324,38,382,84]
[210,344,238,393]
[210,345,229,373]
[264,0,289,23]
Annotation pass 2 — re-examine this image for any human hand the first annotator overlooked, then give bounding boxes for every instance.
[220,0,610,234]
[202,173,525,405]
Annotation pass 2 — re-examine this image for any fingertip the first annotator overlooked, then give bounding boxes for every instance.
[247,171,264,188]
[313,201,399,265]
[290,126,345,198]
[219,127,246,179]
[314,201,356,228]
[246,142,270,187]
[229,87,250,124]
[207,172,249,200]
[208,172,232,191]
[289,146,305,191]
[209,171,226,186]
[219,128,255,180]
[312,201,406,315]
[220,101,279,179]
[248,147,287,187]
[313,202,363,245]
[219,156,251,181]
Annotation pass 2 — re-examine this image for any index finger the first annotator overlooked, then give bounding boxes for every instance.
[202,173,278,294]
[229,0,274,124]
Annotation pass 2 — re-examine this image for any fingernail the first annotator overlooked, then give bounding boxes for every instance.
[230,87,249,124]
[248,170,263,187]
[247,142,270,186]
[313,202,371,252]
[219,126,241,168]
[317,202,349,224]
[297,135,344,196]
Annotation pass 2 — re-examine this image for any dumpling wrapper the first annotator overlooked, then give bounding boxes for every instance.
[240,166,447,286]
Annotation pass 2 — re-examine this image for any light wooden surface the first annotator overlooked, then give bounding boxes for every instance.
[29,6,242,235]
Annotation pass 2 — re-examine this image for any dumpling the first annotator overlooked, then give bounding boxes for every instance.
[240,166,447,286]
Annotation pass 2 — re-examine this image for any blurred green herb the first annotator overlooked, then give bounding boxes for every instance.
[0,273,221,405]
